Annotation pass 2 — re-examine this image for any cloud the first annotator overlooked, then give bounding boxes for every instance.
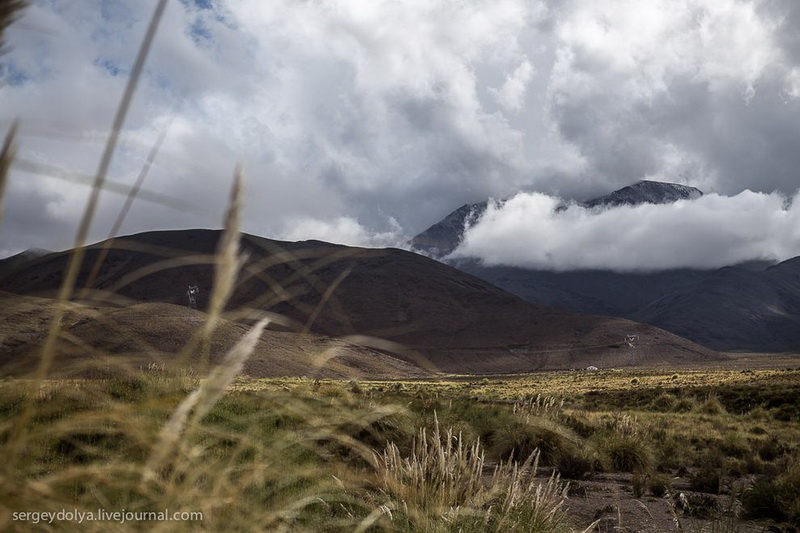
[1,0,800,266]
[278,216,405,249]
[546,0,800,195]
[451,190,800,271]
[491,60,534,111]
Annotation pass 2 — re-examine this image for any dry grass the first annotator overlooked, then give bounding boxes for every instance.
[373,414,574,532]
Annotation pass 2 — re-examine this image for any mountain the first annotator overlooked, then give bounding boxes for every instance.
[410,202,487,257]
[0,248,51,270]
[631,258,800,351]
[0,229,720,375]
[410,180,702,258]
[412,180,800,352]
[454,259,800,351]
[581,180,702,209]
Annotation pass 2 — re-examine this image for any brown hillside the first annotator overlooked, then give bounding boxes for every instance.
[0,230,723,374]
[0,292,428,379]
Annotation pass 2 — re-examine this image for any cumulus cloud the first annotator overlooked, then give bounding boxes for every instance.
[452,190,800,271]
[1,0,800,267]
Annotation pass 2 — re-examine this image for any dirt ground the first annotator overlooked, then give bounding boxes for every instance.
[562,471,769,532]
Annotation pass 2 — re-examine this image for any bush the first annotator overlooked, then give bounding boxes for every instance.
[674,397,698,413]
[743,461,800,525]
[719,432,750,459]
[598,433,653,473]
[556,449,595,480]
[632,473,647,498]
[654,434,691,471]
[777,461,800,524]
[689,465,723,494]
[742,480,782,520]
[773,404,800,422]
[651,393,678,412]
[696,396,727,416]
[492,418,577,466]
[683,493,719,519]
[649,473,672,497]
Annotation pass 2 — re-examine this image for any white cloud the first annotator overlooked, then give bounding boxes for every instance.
[278,216,405,249]
[491,60,534,111]
[452,190,800,271]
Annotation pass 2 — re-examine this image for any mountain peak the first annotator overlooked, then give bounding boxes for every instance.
[410,180,704,258]
[582,180,703,209]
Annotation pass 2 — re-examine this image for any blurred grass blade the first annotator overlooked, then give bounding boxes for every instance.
[82,118,174,293]
[5,0,169,474]
[12,158,196,211]
[36,0,169,376]
[142,317,269,486]
[0,0,27,57]
[0,121,18,224]
[197,165,247,368]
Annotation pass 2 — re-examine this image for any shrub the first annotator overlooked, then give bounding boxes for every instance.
[632,473,647,498]
[492,418,578,466]
[777,461,800,524]
[719,432,750,459]
[683,494,719,519]
[598,433,653,473]
[742,460,800,524]
[773,404,800,422]
[742,480,782,520]
[696,396,727,416]
[649,473,672,497]
[674,397,698,413]
[651,392,678,412]
[689,465,723,494]
[556,449,595,480]
[746,406,771,421]
[348,379,363,395]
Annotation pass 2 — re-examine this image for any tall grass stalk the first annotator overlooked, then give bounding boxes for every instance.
[81,116,174,294]
[0,120,17,223]
[142,317,269,486]
[375,414,574,532]
[197,166,247,369]
[5,0,168,475]
[0,0,26,56]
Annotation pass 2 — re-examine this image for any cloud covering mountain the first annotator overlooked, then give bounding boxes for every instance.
[2,0,800,266]
[452,189,800,271]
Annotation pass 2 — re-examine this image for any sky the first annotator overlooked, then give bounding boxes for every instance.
[1,0,799,270]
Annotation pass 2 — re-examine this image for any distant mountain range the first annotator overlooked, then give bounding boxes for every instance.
[412,180,800,352]
[0,229,718,375]
[410,180,704,257]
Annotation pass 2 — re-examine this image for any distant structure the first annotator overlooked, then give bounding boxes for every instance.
[586,365,599,372]
[187,285,199,309]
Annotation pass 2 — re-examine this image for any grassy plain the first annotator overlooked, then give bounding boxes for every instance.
[2,356,798,532]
